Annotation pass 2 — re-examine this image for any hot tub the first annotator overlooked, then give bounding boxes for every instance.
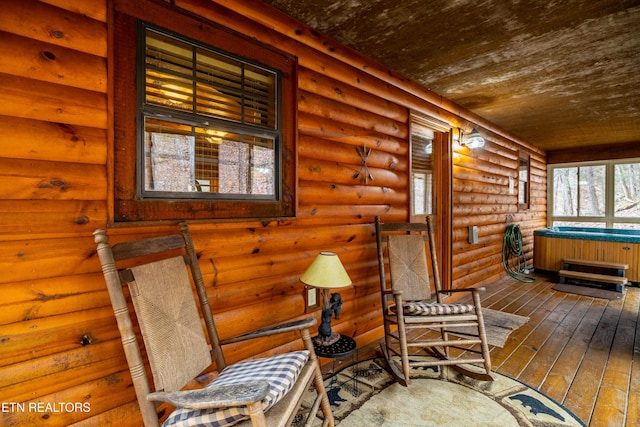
[534,226,640,283]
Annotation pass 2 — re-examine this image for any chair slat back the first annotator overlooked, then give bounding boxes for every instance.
[375,216,443,308]
[128,256,212,392]
[387,234,432,301]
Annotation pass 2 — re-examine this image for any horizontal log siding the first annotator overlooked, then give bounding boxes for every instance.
[452,136,547,289]
[0,1,115,426]
[0,0,546,425]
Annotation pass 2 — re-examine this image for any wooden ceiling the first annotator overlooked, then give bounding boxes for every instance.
[261,0,640,153]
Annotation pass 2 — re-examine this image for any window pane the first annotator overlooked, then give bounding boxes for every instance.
[578,165,605,216]
[553,167,577,216]
[412,173,432,215]
[143,118,275,197]
[195,49,243,122]
[411,125,434,216]
[614,163,640,218]
[518,159,527,205]
[144,128,195,192]
[518,153,530,208]
[194,49,276,127]
[244,64,277,128]
[146,31,194,111]
[145,28,277,129]
[217,136,275,196]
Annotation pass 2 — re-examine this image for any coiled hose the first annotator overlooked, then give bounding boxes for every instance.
[503,224,536,283]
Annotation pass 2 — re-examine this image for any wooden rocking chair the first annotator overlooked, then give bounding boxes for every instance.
[375,216,493,386]
[94,223,334,427]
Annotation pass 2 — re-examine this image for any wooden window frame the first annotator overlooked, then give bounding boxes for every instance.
[112,0,297,221]
[409,113,451,222]
[518,151,531,210]
[409,112,453,290]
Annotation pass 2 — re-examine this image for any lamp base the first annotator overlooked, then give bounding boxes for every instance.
[312,332,341,347]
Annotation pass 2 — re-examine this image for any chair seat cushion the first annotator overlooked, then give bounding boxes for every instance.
[163,350,310,427]
[392,302,476,316]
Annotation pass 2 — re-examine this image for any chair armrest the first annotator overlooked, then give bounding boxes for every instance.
[392,291,404,306]
[221,317,317,345]
[437,286,486,295]
[381,289,402,300]
[147,381,270,409]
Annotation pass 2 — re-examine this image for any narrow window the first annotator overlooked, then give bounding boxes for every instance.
[411,125,434,217]
[410,113,450,219]
[518,152,530,210]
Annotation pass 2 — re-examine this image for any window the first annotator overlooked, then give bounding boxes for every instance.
[410,113,451,218]
[518,152,530,210]
[548,159,640,229]
[409,112,453,287]
[141,26,278,199]
[411,124,434,217]
[113,4,296,221]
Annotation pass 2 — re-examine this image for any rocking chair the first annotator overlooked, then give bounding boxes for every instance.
[94,223,334,427]
[374,216,493,386]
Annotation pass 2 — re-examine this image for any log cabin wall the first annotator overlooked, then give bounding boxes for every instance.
[452,136,547,289]
[0,0,545,424]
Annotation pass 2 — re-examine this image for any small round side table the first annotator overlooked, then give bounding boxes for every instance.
[313,334,356,358]
[314,334,360,400]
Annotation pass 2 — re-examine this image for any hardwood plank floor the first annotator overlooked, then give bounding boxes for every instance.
[327,273,640,426]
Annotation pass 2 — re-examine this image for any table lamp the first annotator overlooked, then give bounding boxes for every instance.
[300,251,352,346]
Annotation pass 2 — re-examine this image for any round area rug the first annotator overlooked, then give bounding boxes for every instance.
[296,357,586,427]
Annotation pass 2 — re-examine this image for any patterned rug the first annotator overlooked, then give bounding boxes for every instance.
[296,357,586,427]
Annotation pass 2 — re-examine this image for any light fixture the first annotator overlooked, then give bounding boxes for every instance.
[462,127,485,148]
[425,140,433,155]
[204,129,227,144]
[300,252,352,346]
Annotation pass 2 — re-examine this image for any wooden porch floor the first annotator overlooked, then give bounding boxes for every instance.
[333,273,640,427]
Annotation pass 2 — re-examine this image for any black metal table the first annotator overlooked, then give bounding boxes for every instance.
[314,334,361,400]
[313,334,357,358]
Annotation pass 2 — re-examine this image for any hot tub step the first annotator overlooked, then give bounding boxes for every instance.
[558,270,627,292]
[562,258,629,271]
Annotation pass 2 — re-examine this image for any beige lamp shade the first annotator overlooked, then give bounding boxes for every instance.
[300,251,352,289]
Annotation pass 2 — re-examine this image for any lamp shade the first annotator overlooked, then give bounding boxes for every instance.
[300,252,352,289]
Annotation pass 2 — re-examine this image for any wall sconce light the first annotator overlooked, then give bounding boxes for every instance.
[425,140,433,155]
[461,127,486,149]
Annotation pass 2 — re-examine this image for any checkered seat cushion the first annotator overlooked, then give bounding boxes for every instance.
[391,302,476,316]
[163,350,310,427]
